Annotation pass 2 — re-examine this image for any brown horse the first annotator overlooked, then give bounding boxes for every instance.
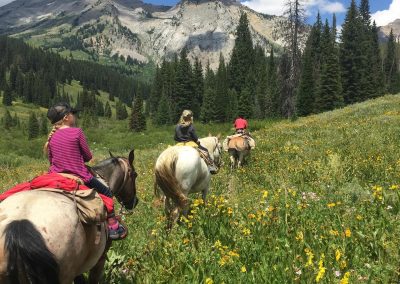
[228,136,251,168]
[0,150,138,284]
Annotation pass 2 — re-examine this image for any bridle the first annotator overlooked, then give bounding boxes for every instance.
[91,158,138,215]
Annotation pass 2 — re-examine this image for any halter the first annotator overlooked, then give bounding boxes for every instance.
[91,158,137,216]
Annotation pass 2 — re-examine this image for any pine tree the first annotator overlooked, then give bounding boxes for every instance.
[200,87,217,123]
[278,0,307,118]
[3,109,13,130]
[315,20,343,112]
[40,113,48,136]
[116,100,128,120]
[253,47,268,119]
[175,48,193,120]
[266,49,280,117]
[215,53,229,122]
[229,13,254,95]
[238,87,252,118]
[154,93,171,125]
[340,0,364,104]
[130,96,146,132]
[384,29,399,94]
[2,83,12,106]
[149,66,163,117]
[104,101,112,118]
[296,46,315,116]
[27,112,39,139]
[226,89,238,121]
[192,58,204,119]
[370,21,385,97]
[95,99,104,116]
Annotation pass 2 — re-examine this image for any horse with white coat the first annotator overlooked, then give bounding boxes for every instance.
[154,136,222,228]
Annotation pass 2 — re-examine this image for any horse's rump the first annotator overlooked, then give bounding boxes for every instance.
[155,147,189,208]
[228,136,250,151]
[0,191,107,281]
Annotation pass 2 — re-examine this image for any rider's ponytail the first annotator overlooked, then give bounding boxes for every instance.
[43,122,62,156]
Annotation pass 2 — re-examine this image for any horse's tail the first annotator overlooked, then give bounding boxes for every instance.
[155,152,188,208]
[4,219,60,284]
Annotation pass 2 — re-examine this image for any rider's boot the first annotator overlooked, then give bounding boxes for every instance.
[107,212,127,240]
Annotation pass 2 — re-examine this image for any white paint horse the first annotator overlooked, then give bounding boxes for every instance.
[154,136,222,228]
[228,136,251,168]
[0,150,138,284]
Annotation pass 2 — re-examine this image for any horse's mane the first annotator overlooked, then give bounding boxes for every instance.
[92,157,119,170]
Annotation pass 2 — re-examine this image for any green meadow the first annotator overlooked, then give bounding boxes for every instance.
[1,94,400,283]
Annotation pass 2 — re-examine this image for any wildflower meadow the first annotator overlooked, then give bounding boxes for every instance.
[1,94,400,283]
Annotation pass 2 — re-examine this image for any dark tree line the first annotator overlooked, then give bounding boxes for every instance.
[0,36,150,109]
[297,0,399,116]
[149,1,400,123]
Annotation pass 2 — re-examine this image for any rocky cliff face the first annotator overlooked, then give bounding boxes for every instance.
[378,19,400,42]
[0,0,282,69]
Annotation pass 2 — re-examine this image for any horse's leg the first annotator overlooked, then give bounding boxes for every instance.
[165,197,180,230]
[88,241,111,284]
[238,153,243,168]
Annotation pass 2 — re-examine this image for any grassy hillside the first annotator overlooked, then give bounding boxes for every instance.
[1,95,400,283]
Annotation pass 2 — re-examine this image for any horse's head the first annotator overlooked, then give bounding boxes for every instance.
[92,150,139,211]
[213,136,223,167]
[201,135,223,168]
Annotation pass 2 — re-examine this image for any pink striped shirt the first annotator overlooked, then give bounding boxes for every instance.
[48,127,93,183]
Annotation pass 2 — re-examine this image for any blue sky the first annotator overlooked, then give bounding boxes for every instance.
[0,0,397,26]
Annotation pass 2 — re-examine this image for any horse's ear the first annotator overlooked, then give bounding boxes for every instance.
[208,132,212,137]
[109,151,115,158]
[128,149,135,165]
[217,133,221,140]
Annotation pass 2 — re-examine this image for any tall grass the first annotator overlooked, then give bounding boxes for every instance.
[1,94,400,283]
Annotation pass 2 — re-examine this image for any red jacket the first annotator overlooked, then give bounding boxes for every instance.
[0,173,113,213]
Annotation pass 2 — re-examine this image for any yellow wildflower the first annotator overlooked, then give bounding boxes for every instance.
[214,240,222,248]
[248,213,256,219]
[228,250,240,258]
[340,260,347,269]
[262,190,269,199]
[305,248,314,268]
[242,228,251,236]
[295,231,304,242]
[227,207,233,215]
[241,266,247,273]
[327,203,336,208]
[205,278,214,284]
[315,254,326,282]
[335,249,341,262]
[340,272,350,284]
[356,215,363,220]
[345,228,351,238]
[330,229,339,236]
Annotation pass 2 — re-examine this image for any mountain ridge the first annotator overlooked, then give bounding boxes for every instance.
[0,0,282,69]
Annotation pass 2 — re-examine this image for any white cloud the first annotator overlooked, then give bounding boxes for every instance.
[242,0,345,16]
[371,0,400,27]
